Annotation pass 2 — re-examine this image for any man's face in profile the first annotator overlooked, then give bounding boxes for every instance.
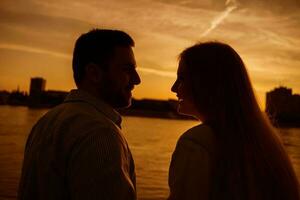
[101,46,141,108]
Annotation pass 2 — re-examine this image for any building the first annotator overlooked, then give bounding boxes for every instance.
[7,90,28,106]
[29,77,46,96]
[0,90,10,105]
[41,90,68,107]
[28,77,69,107]
[28,77,46,107]
[118,98,194,120]
[266,86,300,125]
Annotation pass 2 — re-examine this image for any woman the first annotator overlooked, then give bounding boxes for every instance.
[168,41,299,200]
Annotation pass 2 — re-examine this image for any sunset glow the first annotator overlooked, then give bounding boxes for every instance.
[1,0,300,109]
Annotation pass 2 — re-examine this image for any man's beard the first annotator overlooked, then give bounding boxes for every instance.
[100,80,131,108]
[109,89,131,108]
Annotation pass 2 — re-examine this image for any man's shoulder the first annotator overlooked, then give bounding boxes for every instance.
[33,101,121,143]
[42,101,116,127]
[30,102,124,155]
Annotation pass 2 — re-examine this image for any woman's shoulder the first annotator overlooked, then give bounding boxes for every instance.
[178,123,217,154]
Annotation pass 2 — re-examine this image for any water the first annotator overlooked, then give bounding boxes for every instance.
[0,105,299,200]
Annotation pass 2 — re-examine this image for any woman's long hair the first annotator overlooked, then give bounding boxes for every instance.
[180,42,299,200]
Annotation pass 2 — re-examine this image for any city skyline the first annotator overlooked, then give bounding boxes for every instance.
[3,76,300,96]
[2,77,299,125]
[0,0,300,110]
[2,76,300,112]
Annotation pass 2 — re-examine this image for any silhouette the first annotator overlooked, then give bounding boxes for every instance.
[168,42,299,200]
[27,77,68,108]
[28,77,45,107]
[0,79,192,119]
[18,29,141,199]
[266,86,300,126]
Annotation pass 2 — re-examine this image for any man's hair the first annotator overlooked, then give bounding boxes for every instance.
[72,29,135,85]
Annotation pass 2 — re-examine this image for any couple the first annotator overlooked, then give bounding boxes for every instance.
[18,29,299,200]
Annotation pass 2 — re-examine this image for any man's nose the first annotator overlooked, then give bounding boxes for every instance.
[132,70,141,85]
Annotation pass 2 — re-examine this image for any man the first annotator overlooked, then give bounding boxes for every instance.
[18,29,141,199]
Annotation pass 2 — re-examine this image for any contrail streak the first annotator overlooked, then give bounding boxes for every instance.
[137,67,176,78]
[0,43,71,59]
[0,43,175,78]
[200,0,238,37]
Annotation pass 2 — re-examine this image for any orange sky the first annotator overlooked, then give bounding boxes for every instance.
[0,0,300,110]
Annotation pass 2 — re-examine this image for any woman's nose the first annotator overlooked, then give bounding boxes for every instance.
[171,81,178,93]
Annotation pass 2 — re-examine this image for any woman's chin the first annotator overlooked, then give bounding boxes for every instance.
[178,106,201,120]
[178,107,195,117]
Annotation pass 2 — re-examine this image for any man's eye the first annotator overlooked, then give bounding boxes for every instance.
[122,65,135,71]
[121,67,131,72]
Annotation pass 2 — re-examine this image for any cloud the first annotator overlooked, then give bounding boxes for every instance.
[237,0,300,14]
[200,0,239,37]
[0,0,299,100]
[0,43,70,59]
[151,0,216,10]
[137,67,176,78]
[0,42,177,79]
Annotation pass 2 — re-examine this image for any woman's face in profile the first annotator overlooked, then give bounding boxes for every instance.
[171,59,199,118]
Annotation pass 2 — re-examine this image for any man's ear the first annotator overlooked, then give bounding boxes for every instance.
[85,63,103,83]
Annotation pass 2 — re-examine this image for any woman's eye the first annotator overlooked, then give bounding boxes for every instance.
[178,76,184,81]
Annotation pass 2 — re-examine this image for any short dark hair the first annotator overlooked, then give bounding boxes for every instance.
[72,29,135,85]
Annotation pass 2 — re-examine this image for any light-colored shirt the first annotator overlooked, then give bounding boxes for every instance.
[18,89,136,200]
[168,124,217,200]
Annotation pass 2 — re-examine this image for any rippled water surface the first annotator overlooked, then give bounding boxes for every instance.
[0,105,299,200]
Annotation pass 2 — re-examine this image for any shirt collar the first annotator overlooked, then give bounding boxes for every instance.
[64,89,122,128]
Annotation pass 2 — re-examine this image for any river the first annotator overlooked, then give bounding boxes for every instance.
[0,105,299,200]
